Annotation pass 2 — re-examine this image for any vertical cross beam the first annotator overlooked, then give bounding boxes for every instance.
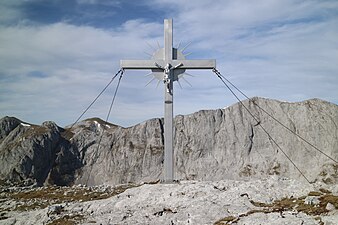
[120,19,216,183]
[164,19,174,183]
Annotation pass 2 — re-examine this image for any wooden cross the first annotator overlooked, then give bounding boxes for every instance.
[120,19,216,182]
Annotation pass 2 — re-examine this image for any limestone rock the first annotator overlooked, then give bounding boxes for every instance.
[0,116,22,143]
[0,97,337,186]
[3,177,338,225]
[0,119,65,185]
[71,97,337,186]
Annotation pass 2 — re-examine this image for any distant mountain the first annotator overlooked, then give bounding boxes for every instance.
[1,97,337,186]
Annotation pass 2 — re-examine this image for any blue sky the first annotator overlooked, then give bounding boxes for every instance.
[0,0,337,127]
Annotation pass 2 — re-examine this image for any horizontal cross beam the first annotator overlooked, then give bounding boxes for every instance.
[120,60,158,69]
[119,19,216,184]
[120,59,216,70]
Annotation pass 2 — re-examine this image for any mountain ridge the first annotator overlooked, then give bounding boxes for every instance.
[0,97,337,186]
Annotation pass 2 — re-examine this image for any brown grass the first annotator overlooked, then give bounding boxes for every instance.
[214,216,238,225]
[7,184,139,212]
[61,129,74,141]
[0,183,140,224]
[46,214,84,225]
[23,125,49,138]
[214,190,338,225]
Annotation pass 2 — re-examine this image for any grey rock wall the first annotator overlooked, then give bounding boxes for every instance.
[0,97,337,186]
[0,119,62,185]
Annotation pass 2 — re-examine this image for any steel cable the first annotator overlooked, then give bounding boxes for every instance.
[213,68,312,183]
[213,68,337,164]
[69,68,124,129]
[85,70,124,185]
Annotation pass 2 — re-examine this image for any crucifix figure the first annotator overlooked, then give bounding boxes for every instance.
[120,19,216,183]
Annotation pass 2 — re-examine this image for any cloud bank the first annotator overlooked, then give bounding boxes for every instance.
[0,0,337,127]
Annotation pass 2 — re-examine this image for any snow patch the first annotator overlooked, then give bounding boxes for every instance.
[93,120,110,128]
[20,123,31,127]
[93,121,101,128]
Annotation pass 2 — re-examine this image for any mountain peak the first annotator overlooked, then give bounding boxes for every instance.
[0,97,337,187]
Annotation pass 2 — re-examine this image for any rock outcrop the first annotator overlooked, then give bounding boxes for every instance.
[2,178,338,225]
[0,97,337,186]
[0,117,83,186]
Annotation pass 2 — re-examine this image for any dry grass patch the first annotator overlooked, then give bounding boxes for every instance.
[214,190,338,225]
[1,183,140,224]
[5,183,139,212]
[46,214,84,225]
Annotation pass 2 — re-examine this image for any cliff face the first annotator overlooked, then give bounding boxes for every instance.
[174,98,338,183]
[0,97,337,186]
[0,118,64,185]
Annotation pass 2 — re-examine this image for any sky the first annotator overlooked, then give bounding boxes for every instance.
[0,0,337,127]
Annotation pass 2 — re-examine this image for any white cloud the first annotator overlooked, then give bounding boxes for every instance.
[0,21,164,72]
[0,21,164,126]
[161,0,338,103]
[0,0,337,127]
[0,0,24,24]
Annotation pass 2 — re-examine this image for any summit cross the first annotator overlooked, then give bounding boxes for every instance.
[120,19,216,183]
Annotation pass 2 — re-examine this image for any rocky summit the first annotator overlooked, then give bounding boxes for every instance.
[1,178,338,224]
[1,97,337,187]
[0,97,338,224]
